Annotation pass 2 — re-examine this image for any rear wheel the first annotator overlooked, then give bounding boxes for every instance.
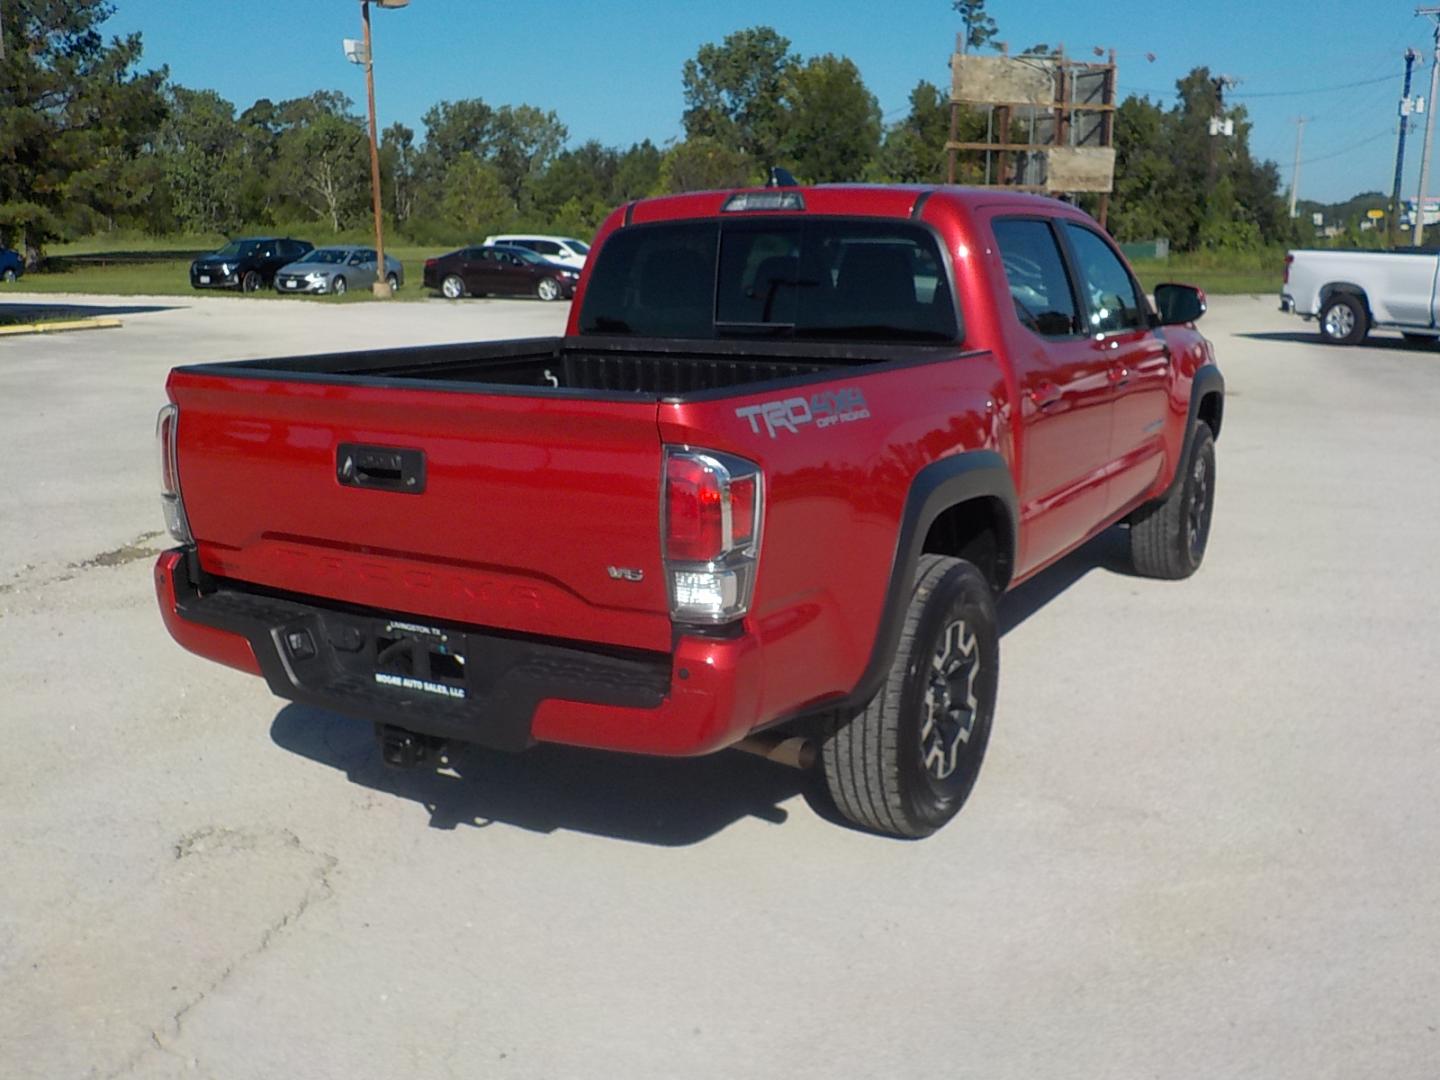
[1,268,15,283]
[332,275,347,296]
[386,272,400,291]
[1129,423,1216,579]
[1319,293,1367,345]
[819,554,999,838]
[536,277,562,301]
[241,270,262,293]
[441,274,465,300]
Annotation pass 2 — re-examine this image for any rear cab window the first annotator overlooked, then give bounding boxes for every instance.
[579,218,960,343]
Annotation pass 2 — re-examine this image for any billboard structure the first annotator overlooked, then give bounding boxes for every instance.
[946,44,1118,225]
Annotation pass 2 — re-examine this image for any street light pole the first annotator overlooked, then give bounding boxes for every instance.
[360,0,390,297]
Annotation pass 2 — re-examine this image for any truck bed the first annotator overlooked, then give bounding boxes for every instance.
[181,335,913,400]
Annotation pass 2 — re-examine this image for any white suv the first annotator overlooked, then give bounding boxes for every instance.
[482,234,590,270]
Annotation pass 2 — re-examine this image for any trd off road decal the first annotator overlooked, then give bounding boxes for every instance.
[735,388,871,438]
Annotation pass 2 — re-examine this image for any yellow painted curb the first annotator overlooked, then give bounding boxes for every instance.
[0,317,123,337]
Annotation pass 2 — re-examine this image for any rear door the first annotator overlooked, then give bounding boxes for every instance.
[492,250,532,295]
[990,215,1115,572]
[169,370,673,651]
[1059,223,1172,516]
[461,248,497,294]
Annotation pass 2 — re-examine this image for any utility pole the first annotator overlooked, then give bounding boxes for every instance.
[360,1,389,297]
[1413,8,1440,246]
[1288,117,1308,219]
[1393,48,1421,245]
[1208,75,1239,185]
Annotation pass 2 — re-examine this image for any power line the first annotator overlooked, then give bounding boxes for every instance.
[1232,73,1396,98]
[1117,72,1397,101]
[1279,127,1395,171]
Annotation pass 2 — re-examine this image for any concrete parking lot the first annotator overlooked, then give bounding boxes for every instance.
[2,290,1437,1079]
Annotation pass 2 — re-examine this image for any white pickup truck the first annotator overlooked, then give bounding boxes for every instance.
[1281,248,1440,346]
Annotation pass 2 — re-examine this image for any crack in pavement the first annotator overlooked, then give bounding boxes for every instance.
[103,828,340,1080]
[0,531,165,601]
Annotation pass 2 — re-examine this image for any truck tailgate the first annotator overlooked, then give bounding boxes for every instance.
[168,371,672,653]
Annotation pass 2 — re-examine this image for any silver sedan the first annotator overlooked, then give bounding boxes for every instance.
[273,246,404,296]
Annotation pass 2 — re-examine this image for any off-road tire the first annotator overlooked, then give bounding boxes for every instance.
[1319,293,1367,346]
[1129,423,1216,579]
[820,554,999,838]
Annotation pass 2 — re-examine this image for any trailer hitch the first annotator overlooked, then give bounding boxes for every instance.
[376,724,445,769]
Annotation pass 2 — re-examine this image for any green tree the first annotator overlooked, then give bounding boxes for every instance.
[275,109,369,230]
[528,140,618,227]
[381,122,419,226]
[952,0,997,52]
[156,87,248,234]
[420,99,496,172]
[0,0,167,254]
[438,156,513,236]
[612,140,663,201]
[779,55,881,183]
[682,27,796,165]
[1108,95,1176,243]
[659,136,754,193]
[490,104,568,205]
[1108,69,1287,252]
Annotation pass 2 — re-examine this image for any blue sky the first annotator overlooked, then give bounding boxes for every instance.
[105,0,1430,204]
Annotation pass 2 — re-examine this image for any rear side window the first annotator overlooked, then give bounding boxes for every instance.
[992,219,1080,338]
[579,218,958,342]
[1063,224,1147,334]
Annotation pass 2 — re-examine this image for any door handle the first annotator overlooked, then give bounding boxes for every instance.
[1028,381,1063,409]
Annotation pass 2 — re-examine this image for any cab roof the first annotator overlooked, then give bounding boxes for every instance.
[624,184,1076,226]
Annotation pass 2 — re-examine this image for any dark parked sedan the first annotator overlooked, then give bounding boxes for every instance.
[422,244,579,301]
[190,237,314,292]
[0,246,23,283]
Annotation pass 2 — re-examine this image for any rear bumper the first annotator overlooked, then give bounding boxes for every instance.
[153,549,763,756]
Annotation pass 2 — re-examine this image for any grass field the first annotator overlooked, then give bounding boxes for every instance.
[14,235,454,302]
[1131,249,1285,297]
[7,233,1287,301]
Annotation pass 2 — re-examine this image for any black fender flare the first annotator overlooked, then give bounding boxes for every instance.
[796,450,1019,723]
[1153,365,1225,506]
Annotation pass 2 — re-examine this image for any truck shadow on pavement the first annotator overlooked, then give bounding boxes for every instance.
[270,703,818,845]
[269,526,1133,845]
[998,525,1133,635]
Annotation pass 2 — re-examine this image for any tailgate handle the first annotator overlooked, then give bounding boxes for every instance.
[337,443,426,494]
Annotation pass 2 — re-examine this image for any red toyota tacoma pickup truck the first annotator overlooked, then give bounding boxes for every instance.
[154,184,1222,837]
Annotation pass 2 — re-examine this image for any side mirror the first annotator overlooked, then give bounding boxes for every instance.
[1153,282,1206,326]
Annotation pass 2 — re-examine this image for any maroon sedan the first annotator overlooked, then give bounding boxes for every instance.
[423,244,580,301]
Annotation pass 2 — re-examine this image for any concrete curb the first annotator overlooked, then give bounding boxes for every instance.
[0,317,124,337]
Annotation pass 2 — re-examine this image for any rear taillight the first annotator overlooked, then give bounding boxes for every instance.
[424,258,437,269]
[1284,254,1294,285]
[156,404,192,544]
[663,448,764,625]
